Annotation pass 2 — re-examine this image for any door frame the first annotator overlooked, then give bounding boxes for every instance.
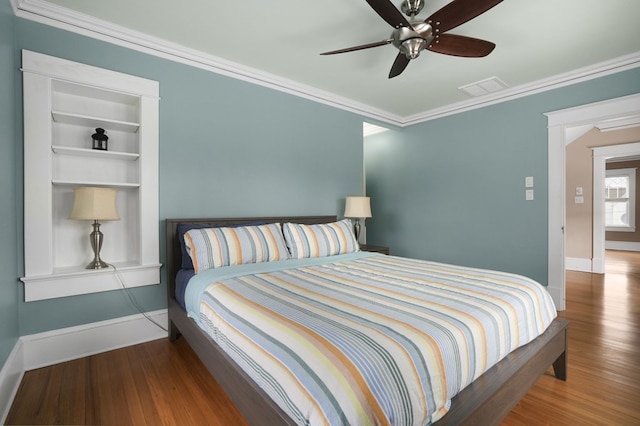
[592,142,640,273]
[546,93,640,310]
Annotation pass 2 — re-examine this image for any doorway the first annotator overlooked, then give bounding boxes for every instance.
[593,143,640,273]
[546,93,640,311]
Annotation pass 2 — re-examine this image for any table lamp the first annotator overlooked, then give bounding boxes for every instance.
[344,196,372,242]
[69,187,120,269]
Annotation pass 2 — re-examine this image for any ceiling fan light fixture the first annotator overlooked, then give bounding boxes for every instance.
[401,0,425,17]
[400,38,427,59]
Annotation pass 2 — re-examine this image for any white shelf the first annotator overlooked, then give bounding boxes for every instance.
[22,50,160,301]
[52,110,140,133]
[50,261,150,277]
[52,179,140,188]
[52,145,139,160]
[21,263,162,302]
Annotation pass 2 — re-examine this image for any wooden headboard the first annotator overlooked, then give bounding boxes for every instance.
[165,215,337,301]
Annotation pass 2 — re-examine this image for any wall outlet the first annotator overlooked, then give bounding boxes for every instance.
[526,189,534,200]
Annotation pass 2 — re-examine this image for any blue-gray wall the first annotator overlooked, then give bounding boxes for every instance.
[365,69,640,284]
[2,3,365,364]
[1,0,639,373]
[0,0,19,371]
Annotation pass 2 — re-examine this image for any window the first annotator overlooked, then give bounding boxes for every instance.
[605,167,636,232]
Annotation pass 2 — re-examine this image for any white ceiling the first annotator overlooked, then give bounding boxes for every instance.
[15,0,640,124]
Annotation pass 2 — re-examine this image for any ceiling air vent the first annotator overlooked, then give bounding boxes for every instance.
[458,76,508,97]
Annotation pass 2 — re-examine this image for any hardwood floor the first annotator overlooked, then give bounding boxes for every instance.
[7,251,640,425]
[503,250,640,426]
[6,336,248,426]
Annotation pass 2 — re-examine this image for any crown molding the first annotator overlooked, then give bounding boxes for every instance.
[12,0,404,126]
[404,51,640,126]
[13,0,640,127]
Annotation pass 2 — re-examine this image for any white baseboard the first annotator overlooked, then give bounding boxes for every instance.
[0,340,25,425]
[605,241,640,252]
[565,257,593,272]
[0,309,167,421]
[22,309,168,370]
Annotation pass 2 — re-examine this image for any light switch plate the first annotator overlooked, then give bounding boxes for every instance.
[525,176,534,187]
[526,189,534,200]
[576,187,583,195]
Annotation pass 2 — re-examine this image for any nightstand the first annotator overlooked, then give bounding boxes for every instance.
[360,244,389,255]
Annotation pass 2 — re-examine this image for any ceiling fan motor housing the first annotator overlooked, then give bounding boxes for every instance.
[392,22,433,59]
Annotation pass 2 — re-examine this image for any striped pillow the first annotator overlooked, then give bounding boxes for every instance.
[184,223,290,273]
[283,219,360,259]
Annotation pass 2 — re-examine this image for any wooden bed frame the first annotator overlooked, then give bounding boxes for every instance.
[166,216,568,425]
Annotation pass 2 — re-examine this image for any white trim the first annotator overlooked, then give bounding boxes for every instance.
[21,309,167,370]
[547,123,567,310]
[596,114,640,132]
[21,264,162,302]
[605,241,640,252]
[0,310,167,421]
[547,95,640,128]
[606,226,636,233]
[593,149,606,274]
[604,167,636,232]
[21,50,161,301]
[12,0,640,127]
[0,341,25,425]
[546,94,640,310]
[592,142,640,156]
[21,49,159,98]
[404,52,640,125]
[565,257,592,273]
[592,142,640,273]
[13,0,402,127]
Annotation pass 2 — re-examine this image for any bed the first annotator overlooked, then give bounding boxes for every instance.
[166,216,568,425]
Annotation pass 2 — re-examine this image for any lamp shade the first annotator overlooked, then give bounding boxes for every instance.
[69,187,120,221]
[344,196,372,218]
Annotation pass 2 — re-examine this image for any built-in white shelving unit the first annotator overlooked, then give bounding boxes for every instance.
[21,50,161,302]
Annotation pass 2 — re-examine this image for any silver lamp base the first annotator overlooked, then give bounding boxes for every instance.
[86,258,110,269]
[354,219,361,242]
[86,220,110,269]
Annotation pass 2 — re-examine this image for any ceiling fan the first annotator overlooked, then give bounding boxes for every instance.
[321,0,504,78]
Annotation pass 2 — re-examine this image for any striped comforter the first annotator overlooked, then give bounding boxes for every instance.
[185,252,557,425]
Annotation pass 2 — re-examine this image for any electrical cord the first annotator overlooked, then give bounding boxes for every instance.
[108,263,168,333]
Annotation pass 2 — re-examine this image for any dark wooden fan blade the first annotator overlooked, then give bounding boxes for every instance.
[366,0,412,28]
[426,0,504,34]
[428,34,495,57]
[389,53,410,78]
[320,39,393,55]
